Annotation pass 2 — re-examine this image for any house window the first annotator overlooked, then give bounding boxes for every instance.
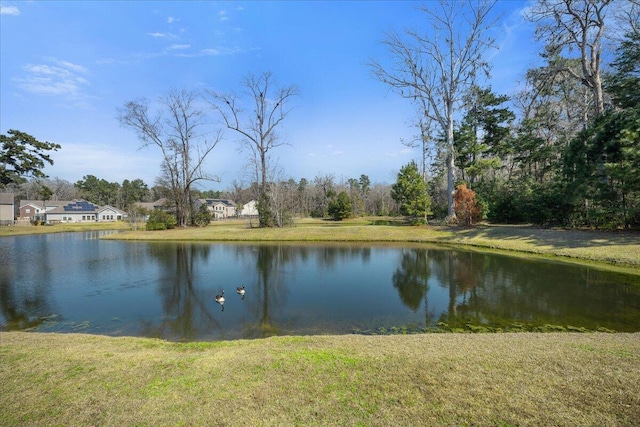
[26,208,31,213]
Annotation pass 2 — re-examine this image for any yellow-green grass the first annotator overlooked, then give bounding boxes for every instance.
[102,218,640,269]
[0,221,130,236]
[1,331,638,426]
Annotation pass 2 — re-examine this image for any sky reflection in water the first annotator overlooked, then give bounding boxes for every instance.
[1,231,639,341]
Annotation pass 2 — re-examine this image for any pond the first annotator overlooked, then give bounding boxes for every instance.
[1,231,639,341]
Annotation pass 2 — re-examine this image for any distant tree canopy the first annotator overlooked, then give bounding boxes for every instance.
[0,130,61,186]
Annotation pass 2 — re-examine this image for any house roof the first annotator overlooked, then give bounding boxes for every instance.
[47,200,100,214]
[0,193,15,205]
[97,205,126,215]
[133,198,170,210]
[20,199,73,209]
[205,198,237,207]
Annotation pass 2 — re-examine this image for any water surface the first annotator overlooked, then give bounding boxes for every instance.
[1,231,639,341]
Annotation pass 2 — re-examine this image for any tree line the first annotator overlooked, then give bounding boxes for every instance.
[2,0,638,229]
[0,172,405,220]
[374,0,640,229]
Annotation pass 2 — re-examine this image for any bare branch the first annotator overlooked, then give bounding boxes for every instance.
[204,71,298,227]
[119,89,222,226]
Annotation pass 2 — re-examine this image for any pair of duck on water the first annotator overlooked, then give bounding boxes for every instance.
[215,286,245,311]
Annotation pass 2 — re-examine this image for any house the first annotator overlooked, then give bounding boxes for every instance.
[19,199,73,221]
[97,205,126,222]
[20,199,127,223]
[0,193,15,224]
[195,198,237,219]
[45,200,100,223]
[132,198,172,212]
[239,200,259,217]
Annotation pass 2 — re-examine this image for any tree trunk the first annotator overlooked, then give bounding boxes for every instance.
[446,101,457,222]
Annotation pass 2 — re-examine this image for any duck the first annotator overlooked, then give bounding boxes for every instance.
[237,285,246,300]
[215,290,225,311]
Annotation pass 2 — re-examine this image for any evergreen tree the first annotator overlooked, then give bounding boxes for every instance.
[391,161,431,223]
[328,191,353,221]
[0,130,61,186]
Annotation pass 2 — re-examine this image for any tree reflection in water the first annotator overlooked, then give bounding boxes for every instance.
[2,235,639,339]
[141,243,220,340]
[392,248,433,327]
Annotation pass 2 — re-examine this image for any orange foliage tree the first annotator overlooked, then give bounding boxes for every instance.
[454,184,481,226]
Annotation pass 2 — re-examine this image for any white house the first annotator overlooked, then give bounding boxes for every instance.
[240,200,259,217]
[31,200,127,223]
[195,198,237,219]
[97,205,126,222]
[45,200,100,223]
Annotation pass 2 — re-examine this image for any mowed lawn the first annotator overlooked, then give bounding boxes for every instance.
[1,332,639,426]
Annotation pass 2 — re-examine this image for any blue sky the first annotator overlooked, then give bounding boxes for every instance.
[0,1,539,191]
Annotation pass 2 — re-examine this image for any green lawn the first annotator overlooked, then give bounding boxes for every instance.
[0,221,130,236]
[1,331,638,426]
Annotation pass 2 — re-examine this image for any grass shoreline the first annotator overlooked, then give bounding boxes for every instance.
[3,218,639,271]
[2,331,639,426]
[105,218,640,270]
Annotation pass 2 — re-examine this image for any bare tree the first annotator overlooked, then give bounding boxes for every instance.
[526,0,612,118]
[371,0,498,221]
[205,71,298,227]
[311,173,335,218]
[118,89,222,227]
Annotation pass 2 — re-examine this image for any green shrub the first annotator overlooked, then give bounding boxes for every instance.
[146,210,177,230]
[192,204,212,227]
[328,191,353,221]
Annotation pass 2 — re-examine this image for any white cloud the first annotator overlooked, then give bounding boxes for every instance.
[0,5,20,15]
[16,58,89,98]
[201,46,243,56]
[219,10,228,21]
[167,44,190,50]
[44,57,88,73]
[167,16,178,24]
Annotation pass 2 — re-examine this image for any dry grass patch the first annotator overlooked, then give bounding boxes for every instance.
[0,222,129,237]
[1,332,639,426]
